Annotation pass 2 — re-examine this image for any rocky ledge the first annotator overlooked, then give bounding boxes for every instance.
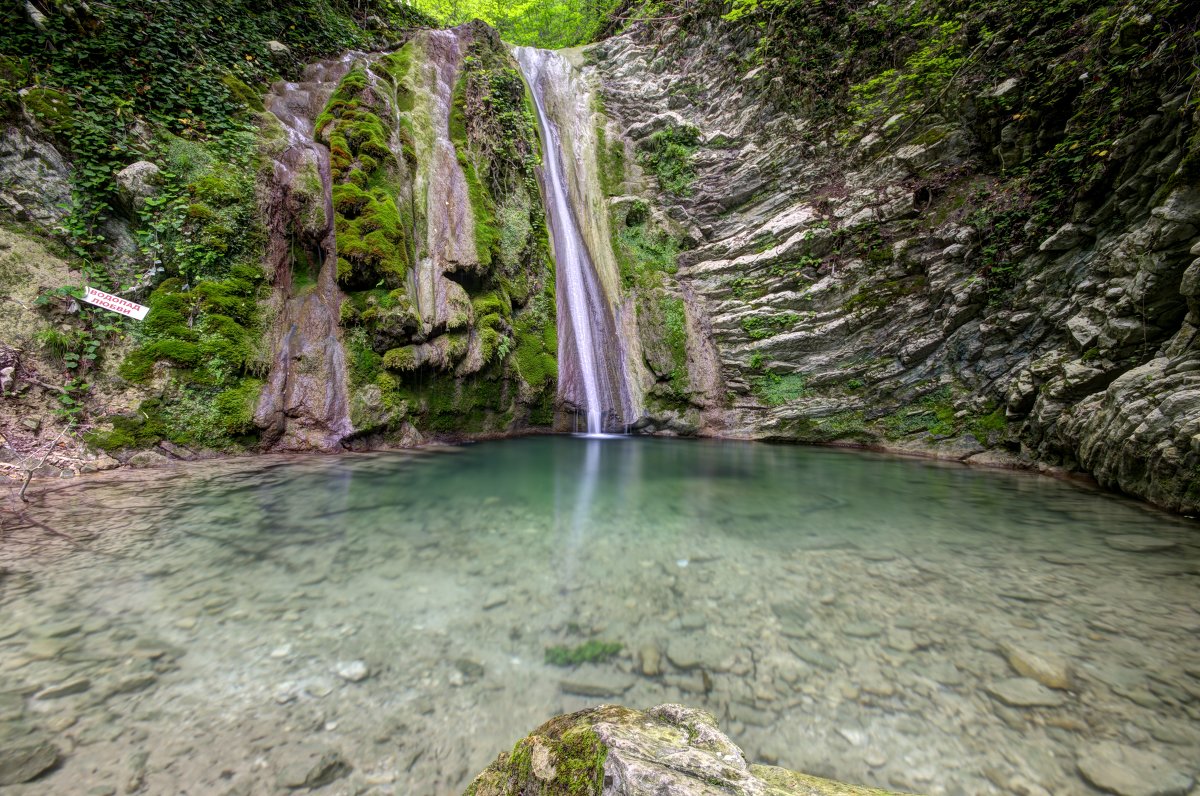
[465,703,900,796]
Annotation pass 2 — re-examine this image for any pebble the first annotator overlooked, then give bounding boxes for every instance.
[1001,641,1073,689]
[986,678,1067,708]
[34,677,91,700]
[665,637,703,669]
[788,642,838,671]
[639,644,662,677]
[842,621,883,639]
[680,612,707,631]
[482,593,508,610]
[271,644,293,659]
[175,617,198,630]
[1077,741,1194,796]
[335,660,369,682]
[559,668,635,697]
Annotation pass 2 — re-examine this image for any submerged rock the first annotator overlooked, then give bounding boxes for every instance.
[985,678,1067,708]
[1076,741,1193,796]
[0,736,60,786]
[463,703,901,795]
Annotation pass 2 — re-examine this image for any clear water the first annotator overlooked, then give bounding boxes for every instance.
[2,437,1198,795]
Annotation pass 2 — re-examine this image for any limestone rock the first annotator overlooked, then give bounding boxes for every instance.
[559,667,635,697]
[266,40,291,55]
[1077,741,1193,796]
[0,737,60,786]
[464,704,901,796]
[986,678,1067,707]
[1001,641,1074,690]
[275,746,351,789]
[114,160,160,212]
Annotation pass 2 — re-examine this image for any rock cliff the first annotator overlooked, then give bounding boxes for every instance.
[1,0,1197,513]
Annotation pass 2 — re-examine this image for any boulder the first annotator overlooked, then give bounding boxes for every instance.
[463,703,902,795]
[115,160,161,213]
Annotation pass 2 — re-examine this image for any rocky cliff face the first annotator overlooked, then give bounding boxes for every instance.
[575,8,1200,513]
[1,2,1197,513]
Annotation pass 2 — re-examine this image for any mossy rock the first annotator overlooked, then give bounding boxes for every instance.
[463,704,904,796]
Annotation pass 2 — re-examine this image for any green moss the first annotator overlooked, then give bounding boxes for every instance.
[214,379,264,434]
[741,313,799,340]
[638,124,700,197]
[753,371,809,406]
[611,208,679,290]
[545,640,622,666]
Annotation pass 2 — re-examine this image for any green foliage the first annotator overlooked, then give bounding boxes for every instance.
[544,640,622,666]
[660,295,689,394]
[410,0,624,47]
[1,0,431,242]
[741,313,798,340]
[753,371,809,406]
[638,125,700,197]
[613,218,679,289]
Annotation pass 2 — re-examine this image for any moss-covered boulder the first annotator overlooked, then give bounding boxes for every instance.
[464,704,905,796]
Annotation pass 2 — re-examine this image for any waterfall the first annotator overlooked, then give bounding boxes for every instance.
[514,47,633,435]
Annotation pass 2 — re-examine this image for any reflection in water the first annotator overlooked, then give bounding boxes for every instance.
[1,437,1198,796]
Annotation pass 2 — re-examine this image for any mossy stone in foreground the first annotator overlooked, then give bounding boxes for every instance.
[463,704,906,796]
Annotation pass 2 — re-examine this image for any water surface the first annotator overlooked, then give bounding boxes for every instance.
[2,437,1198,794]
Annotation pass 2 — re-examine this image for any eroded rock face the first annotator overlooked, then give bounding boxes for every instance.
[464,703,901,796]
[582,23,1200,513]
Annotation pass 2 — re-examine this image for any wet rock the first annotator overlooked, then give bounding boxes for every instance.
[465,704,903,795]
[276,746,352,789]
[665,637,703,669]
[0,736,60,785]
[1077,741,1193,796]
[842,621,884,639]
[1001,641,1074,689]
[788,641,839,671]
[34,676,91,700]
[335,660,369,682]
[680,612,707,631]
[1104,535,1178,553]
[559,667,635,697]
[638,644,662,676]
[986,678,1067,707]
[104,673,158,699]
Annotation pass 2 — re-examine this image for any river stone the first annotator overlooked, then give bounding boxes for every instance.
[1104,535,1178,553]
[465,704,902,796]
[639,644,662,677]
[34,677,91,700]
[275,746,351,789]
[334,660,369,682]
[843,621,884,639]
[559,667,635,697]
[1001,641,1074,689]
[665,637,703,669]
[0,737,60,785]
[986,678,1067,707]
[1077,741,1194,796]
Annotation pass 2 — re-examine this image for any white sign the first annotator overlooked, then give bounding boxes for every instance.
[81,286,149,320]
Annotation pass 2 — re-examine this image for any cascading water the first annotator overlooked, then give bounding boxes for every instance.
[514,47,633,435]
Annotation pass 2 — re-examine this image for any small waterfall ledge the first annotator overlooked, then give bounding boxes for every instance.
[515,46,639,434]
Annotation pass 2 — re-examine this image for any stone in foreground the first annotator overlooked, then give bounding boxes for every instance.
[463,703,904,796]
[1077,741,1194,796]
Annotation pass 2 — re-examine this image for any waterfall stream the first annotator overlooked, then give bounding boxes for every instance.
[514,47,633,435]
